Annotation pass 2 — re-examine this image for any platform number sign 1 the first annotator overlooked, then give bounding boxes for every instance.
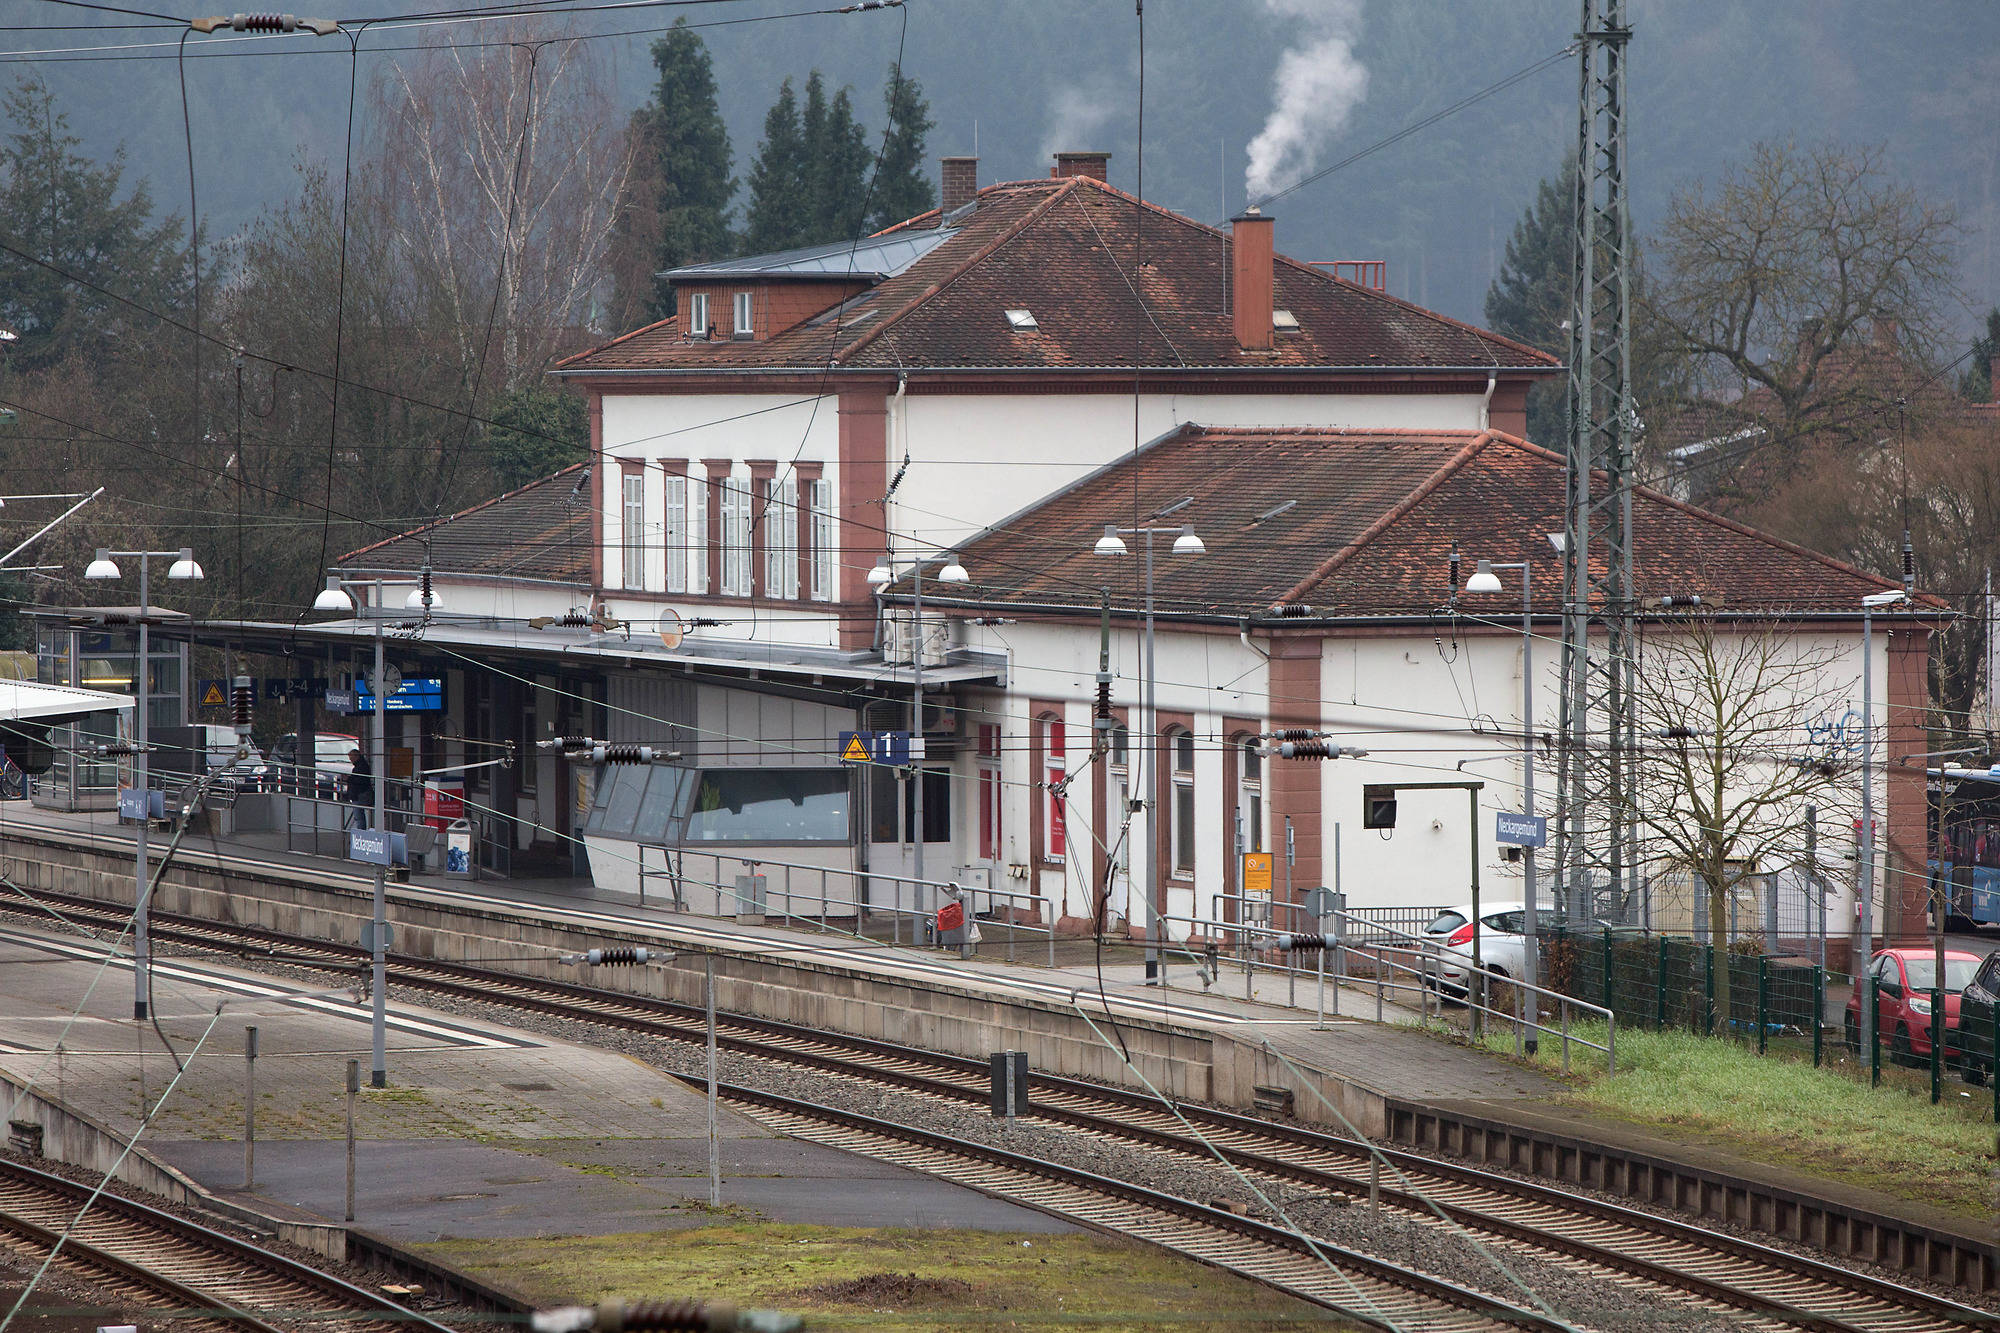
[838,730,911,766]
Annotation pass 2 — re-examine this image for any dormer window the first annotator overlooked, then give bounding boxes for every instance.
[733,291,753,339]
[688,292,711,340]
[1272,309,1300,332]
[1005,308,1038,332]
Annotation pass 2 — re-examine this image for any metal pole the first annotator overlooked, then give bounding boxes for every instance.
[1284,817,1295,1007]
[133,553,151,1021]
[1469,786,1483,1040]
[370,618,388,1088]
[1521,564,1539,1055]
[1859,609,1875,1060]
[705,954,720,1208]
[911,560,925,896]
[1332,826,1343,1018]
[344,1058,358,1223]
[1143,530,1159,984]
[243,1025,257,1190]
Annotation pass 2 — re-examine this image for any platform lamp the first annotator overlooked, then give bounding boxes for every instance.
[85,547,203,1021]
[1464,554,1542,1054]
[311,571,433,1088]
[1093,515,1205,984]
[867,552,968,922]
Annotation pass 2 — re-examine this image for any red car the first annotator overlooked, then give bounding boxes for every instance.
[1844,948,1984,1064]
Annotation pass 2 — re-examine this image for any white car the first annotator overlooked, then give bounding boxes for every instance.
[1421,901,1537,991]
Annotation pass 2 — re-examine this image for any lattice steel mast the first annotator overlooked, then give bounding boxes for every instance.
[1555,0,1637,919]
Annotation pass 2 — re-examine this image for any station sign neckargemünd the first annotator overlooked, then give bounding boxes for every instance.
[1495,811,1548,848]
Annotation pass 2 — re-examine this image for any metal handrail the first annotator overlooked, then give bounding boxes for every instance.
[640,846,1060,967]
[1157,907,1615,1074]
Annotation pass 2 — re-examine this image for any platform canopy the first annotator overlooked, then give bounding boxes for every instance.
[0,677,132,724]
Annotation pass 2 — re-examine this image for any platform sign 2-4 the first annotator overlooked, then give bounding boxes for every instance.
[839,730,910,766]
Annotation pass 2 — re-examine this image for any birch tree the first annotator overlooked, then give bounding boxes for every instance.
[373,25,634,389]
[1622,615,1856,1024]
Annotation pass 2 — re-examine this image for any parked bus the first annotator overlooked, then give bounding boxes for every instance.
[1929,772,2000,929]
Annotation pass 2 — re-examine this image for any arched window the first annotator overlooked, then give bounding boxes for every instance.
[1169,728,1195,876]
[1236,736,1263,854]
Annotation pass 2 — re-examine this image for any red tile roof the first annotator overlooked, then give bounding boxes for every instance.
[556,176,1559,377]
[340,464,592,584]
[927,426,1932,620]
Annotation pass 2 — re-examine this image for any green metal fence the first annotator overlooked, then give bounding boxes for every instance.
[1543,928,1825,1054]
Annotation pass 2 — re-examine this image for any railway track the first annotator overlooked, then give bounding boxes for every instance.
[5,887,1994,1333]
[0,1158,454,1333]
[709,1077,1570,1333]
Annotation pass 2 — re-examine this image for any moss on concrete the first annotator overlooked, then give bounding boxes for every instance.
[418,1225,1354,1332]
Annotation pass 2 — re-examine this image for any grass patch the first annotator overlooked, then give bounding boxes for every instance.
[1460,1021,1999,1218]
[417,1226,1355,1332]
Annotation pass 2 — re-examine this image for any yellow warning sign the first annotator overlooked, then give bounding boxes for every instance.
[200,682,226,708]
[842,735,871,763]
[1241,851,1274,899]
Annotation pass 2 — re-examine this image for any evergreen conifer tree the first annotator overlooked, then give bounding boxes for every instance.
[743,78,808,253]
[613,18,734,322]
[869,64,936,230]
[1484,164,1575,446]
[0,77,185,374]
[805,74,872,243]
[1960,307,1999,403]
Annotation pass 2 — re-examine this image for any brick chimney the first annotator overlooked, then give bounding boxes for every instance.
[941,156,977,218]
[1231,208,1275,351]
[1053,151,1110,181]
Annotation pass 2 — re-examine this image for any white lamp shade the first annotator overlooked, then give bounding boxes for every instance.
[866,564,893,587]
[312,581,354,613]
[938,559,969,583]
[405,586,444,611]
[1464,559,1503,594]
[1172,526,1205,556]
[1094,526,1127,556]
[83,550,120,580]
[167,549,204,581]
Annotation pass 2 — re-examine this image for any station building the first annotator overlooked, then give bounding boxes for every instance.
[103,153,1937,947]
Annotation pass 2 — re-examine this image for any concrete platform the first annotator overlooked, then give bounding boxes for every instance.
[0,802,1540,1102]
[0,926,1074,1242]
[8,798,1988,1288]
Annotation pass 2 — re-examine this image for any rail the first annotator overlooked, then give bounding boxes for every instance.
[636,845,1060,967]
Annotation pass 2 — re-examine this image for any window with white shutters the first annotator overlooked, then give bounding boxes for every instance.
[720,477,750,596]
[663,473,687,593]
[809,478,834,601]
[621,472,644,591]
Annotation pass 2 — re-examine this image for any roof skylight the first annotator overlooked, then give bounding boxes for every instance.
[1272,309,1300,331]
[1005,308,1039,332]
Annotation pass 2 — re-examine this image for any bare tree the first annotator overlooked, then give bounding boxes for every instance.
[1622,615,1857,1023]
[1642,141,1959,496]
[373,24,634,390]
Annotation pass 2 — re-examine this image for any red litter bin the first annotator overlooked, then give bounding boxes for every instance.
[423,781,465,832]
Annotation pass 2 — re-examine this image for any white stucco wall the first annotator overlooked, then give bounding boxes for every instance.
[591,386,1488,646]
[937,616,1876,930]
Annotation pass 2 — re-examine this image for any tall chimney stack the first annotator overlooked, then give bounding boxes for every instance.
[941,156,978,218]
[1231,208,1275,351]
[1052,151,1110,181]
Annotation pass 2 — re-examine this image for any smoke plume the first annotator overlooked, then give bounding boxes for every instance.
[1244,0,1369,202]
[1040,83,1120,171]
